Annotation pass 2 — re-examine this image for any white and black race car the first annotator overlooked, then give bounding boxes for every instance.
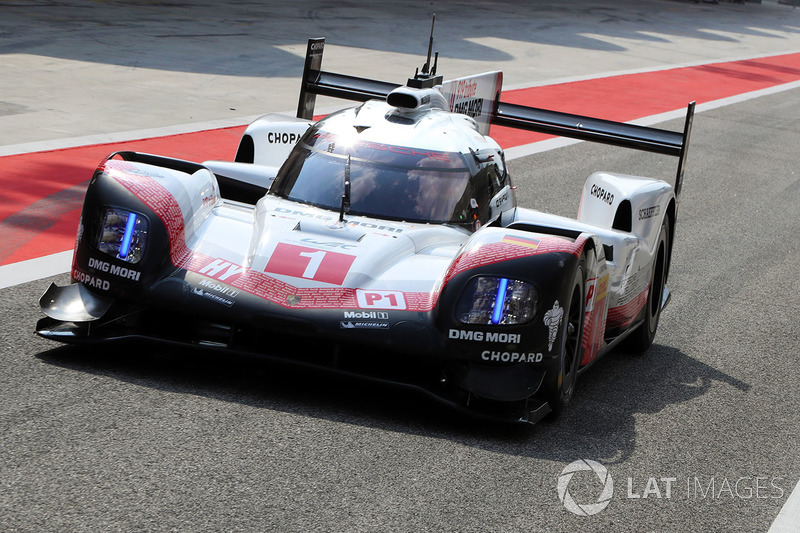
[37,36,694,423]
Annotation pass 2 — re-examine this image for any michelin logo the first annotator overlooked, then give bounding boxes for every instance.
[340,321,389,330]
[192,287,234,307]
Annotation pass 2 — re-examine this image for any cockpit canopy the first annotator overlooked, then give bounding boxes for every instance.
[270,123,509,230]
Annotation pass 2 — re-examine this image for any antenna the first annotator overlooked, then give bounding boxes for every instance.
[339,155,351,223]
[422,14,435,75]
[407,14,443,89]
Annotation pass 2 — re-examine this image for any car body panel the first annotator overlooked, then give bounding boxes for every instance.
[37,38,693,423]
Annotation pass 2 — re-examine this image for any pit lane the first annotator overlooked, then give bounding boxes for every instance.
[2,1,799,531]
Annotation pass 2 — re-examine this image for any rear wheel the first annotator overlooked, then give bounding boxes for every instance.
[624,221,669,353]
[545,262,585,418]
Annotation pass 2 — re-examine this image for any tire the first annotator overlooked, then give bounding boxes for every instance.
[545,261,585,418]
[624,220,669,353]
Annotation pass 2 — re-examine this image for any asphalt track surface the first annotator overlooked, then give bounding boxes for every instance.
[2,1,800,531]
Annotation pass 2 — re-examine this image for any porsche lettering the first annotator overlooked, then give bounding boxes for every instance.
[313,132,452,163]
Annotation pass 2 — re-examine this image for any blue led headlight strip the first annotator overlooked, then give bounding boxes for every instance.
[119,213,138,259]
[491,277,509,324]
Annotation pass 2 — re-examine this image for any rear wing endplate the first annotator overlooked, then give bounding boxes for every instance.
[297,38,397,119]
[296,38,694,197]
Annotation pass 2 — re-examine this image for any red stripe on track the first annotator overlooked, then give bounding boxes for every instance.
[490,52,800,148]
[2,52,799,266]
[0,127,244,265]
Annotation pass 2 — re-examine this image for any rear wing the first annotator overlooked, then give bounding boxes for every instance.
[296,38,694,197]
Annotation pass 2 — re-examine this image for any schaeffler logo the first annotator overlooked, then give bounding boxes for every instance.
[557,459,614,516]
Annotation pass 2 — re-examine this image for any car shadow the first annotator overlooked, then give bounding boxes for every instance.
[35,339,748,462]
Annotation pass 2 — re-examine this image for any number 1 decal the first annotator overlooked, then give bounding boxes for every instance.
[265,243,356,285]
[299,250,326,279]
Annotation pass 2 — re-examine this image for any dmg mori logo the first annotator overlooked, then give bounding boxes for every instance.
[557,459,614,516]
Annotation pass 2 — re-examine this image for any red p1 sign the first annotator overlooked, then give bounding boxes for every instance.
[356,289,407,310]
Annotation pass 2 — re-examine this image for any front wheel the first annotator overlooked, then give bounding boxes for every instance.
[544,262,585,418]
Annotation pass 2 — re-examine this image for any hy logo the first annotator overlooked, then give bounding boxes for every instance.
[557,459,614,516]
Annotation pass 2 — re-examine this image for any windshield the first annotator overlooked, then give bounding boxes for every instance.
[270,129,478,225]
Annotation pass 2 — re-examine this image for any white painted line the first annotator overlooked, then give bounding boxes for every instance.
[769,478,800,533]
[501,49,800,92]
[3,50,798,158]
[0,104,357,157]
[0,103,352,158]
[0,116,263,157]
[3,74,800,289]
[0,250,72,289]
[505,137,583,161]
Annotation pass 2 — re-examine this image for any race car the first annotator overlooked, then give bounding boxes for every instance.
[37,36,694,424]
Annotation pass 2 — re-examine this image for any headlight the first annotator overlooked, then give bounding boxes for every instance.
[457,276,538,325]
[96,208,148,264]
